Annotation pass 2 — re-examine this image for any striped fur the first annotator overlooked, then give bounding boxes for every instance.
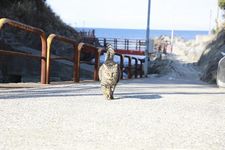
[99,45,120,100]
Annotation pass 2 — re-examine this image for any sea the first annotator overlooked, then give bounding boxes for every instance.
[77,28,208,40]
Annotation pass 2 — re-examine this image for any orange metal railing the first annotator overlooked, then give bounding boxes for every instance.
[46,34,78,84]
[75,43,100,82]
[138,59,144,78]
[0,18,47,84]
[131,57,138,78]
[115,53,124,79]
[124,55,132,79]
[0,18,144,84]
[96,50,143,80]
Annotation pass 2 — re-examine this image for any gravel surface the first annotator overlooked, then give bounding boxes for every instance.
[0,51,225,149]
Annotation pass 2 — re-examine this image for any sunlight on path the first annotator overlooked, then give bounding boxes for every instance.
[0,48,225,149]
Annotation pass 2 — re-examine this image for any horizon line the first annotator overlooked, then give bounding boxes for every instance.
[75,27,209,32]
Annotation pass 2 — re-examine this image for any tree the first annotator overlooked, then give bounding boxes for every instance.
[219,0,225,9]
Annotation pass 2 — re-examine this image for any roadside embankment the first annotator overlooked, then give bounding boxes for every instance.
[171,29,225,83]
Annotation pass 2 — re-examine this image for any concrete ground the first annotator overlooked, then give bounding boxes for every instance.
[0,47,225,149]
[0,76,225,149]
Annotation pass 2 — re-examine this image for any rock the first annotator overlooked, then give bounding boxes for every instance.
[217,56,225,87]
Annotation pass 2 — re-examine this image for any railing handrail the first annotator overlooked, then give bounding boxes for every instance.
[46,33,78,84]
[0,18,47,84]
[83,36,146,41]
[96,37,146,52]
[75,42,100,82]
[0,18,144,84]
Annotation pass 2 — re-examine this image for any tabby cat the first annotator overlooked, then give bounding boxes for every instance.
[99,44,120,100]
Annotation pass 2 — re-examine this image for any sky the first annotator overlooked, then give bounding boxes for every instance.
[46,0,221,31]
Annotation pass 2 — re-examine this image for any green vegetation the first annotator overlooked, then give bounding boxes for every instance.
[0,0,80,39]
[219,0,225,9]
[0,0,97,82]
[0,0,81,52]
[0,0,98,58]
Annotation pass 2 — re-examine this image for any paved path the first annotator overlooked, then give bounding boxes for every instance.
[0,75,225,149]
[0,46,225,149]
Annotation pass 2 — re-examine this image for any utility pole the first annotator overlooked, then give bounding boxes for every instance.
[216,5,220,31]
[170,0,174,53]
[171,29,174,53]
[144,0,151,77]
[208,9,212,35]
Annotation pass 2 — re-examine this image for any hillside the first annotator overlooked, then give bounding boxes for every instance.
[0,0,95,83]
[173,28,225,84]
[198,29,225,83]
[0,0,81,52]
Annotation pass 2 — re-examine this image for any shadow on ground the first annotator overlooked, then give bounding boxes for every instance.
[118,94,162,100]
[0,78,224,100]
[1,86,224,100]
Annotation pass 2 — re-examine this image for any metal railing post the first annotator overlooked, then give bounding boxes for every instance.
[46,34,78,84]
[76,43,99,82]
[124,55,132,79]
[132,57,138,78]
[138,59,143,78]
[104,38,107,48]
[115,53,124,79]
[0,18,47,84]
